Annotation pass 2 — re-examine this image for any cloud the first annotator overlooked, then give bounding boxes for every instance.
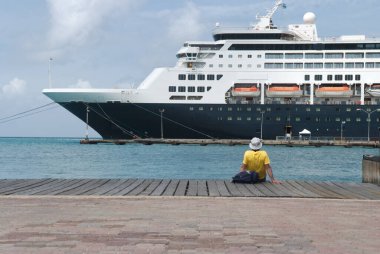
[69,79,92,89]
[2,78,27,96]
[46,0,140,57]
[167,2,205,42]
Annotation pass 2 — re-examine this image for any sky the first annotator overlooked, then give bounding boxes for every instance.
[1,0,380,137]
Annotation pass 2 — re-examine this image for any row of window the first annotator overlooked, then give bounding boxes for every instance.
[169,86,212,93]
[189,106,369,112]
[264,62,380,69]
[305,74,361,81]
[229,43,380,51]
[265,52,380,59]
[217,116,375,123]
[169,96,203,101]
[178,74,223,81]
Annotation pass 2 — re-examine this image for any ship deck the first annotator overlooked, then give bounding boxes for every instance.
[0,179,379,200]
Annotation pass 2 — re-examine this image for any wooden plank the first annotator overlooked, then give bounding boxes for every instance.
[285,180,321,198]
[244,184,265,197]
[104,179,137,195]
[127,179,154,196]
[207,180,220,197]
[162,180,180,196]
[279,181,310,198]
[12,179,67,195]
[323,181,369,200]
[0,179,50,194]
[215,180,231,197]
[1,179,54,195]
[174,180,188,196]
[0,179,24,189]
[116,179,145,196]
[150,180,170,196]
[186,180,198,196]
[294,180,333,198]
[33,179,82,195]
[313,181,358,199]
[234,184,256,197]
[261,182,291,197]
[197,180,208,197]
[224,181,243,197]
[337,182,380,200]
[254,183,278,197]
[78,179,111,195]
[303,181,345,199]
[87,179,127,195]
[57,179,105,195]
[139,180,162,196]
[48,179,94,195]
[358,183,380,195]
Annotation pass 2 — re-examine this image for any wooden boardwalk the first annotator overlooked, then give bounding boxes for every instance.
[0,179,379,200]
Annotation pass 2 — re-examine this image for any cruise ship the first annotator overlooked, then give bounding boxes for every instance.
[43,0,380,140]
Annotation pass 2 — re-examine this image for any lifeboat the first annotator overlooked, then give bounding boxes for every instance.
[266,85,303,97]
[315,85,353,97]
[231,86,260,97]
[366,84,380,97]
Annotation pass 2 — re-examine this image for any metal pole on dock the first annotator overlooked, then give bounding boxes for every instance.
[159,109,165,139]
[340,121,345,141]
[85,106,90,140]
[357,108,380,142]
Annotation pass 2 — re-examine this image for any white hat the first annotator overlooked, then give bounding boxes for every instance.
[249,137,262,150]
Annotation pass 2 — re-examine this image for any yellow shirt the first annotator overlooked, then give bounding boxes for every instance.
[242,150,270,180]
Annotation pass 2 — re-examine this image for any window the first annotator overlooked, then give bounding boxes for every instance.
[285,63,294,69]
[305,75,310,81]
[188,74,196,80]
[219,55,223,58]
[305,53,323,59]
[248,55,252,58]
[247,117,252,121]
[188,86,195,92]
[207,86,212,91]
[325,53,344,59]
[237,117,242,121]
[187,96,202,100]
[238,64,243,68]
[198,74,205,80]
[276,117,281,121]
[189,107,194,111]
[197,87,205,92]
[345,75,353,81]
[367,53,380,58]
[295,117,301,122]
[355,75,361,81]
[178,86,186,92]
[334,63,344,69]
[238,55,242,59]
[294,63,303,69]
[178,74,186,80]
[228,55,233,58]
[305,63,313,69]
[257,64,262,68]
[228,107,233,111]
[327,75,333,81]
[376,63,380,68]
[218,64,223,68]
[314,63,323,69]
[345,63,354,68]
[257,54,262,58]
[366,62,375,68]
[264,63,283,69]
[356,117,361,122]
[209,64,214,68]
[265,53,284,59]
[355,62,364,68]
[199,107,204,111]
[217,74,223,80]
[228,64,233,68]
[325,63,333,69]
[315,75,323,81]
[335,75,343,81]
[346,53,364,59]
[247,64,252,68]
[170,96,186,100]
[285,53,303,59]
[169,86,176,92]
[207,74,215,80]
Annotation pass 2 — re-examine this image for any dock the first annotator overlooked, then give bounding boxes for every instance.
[0,179,379,200]
[80,138,380,147]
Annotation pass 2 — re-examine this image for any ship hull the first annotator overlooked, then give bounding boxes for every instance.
[61,102,380,140]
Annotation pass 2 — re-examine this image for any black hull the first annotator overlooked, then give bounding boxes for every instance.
[62,102,380,140]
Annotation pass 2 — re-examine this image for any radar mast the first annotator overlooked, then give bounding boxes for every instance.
[254,0,286,30]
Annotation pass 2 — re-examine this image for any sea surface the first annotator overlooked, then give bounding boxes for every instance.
[0,137,377,182]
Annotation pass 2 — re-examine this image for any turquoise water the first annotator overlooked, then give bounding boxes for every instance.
[0,137,376,182]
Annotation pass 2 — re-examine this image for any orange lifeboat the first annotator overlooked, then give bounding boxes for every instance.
[231,86,260,97]
[317,85,349,92]
[266,85,303,97]
[268,86,299,92]
[315,85,353,97]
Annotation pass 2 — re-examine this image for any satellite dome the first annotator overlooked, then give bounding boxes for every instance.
[303,12,316,24]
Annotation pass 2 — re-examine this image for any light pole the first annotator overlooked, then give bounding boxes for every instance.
[260,110,265,139]
[340,121,345,141]
[48,57,53,88]
[356,108,380,142]
[85,106,90,140]
[159,109,165,139]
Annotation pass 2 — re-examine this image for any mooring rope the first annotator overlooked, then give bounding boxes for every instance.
[0,102,59,124]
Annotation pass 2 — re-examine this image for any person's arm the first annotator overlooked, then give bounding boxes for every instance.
[265,164,281,184]
[240,163,247,172]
